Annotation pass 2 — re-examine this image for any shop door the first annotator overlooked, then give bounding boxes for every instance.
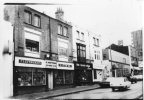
[97,70,102,81]
[48,71,53,90]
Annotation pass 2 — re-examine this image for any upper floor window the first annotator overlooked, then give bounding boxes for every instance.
[95,51,100,60]
[97,39,99,46]
[93,37,96,45]
[93,37,99,46]
[24,27,41,58]
[24,11,32,24]
[123,58,126,63]
[58,24,63,35]
[77,31,80,39]
[34,14,41,27]
[77,44,86,62]
[25,39,39,53]
[81,32,84,41]
[63,27,68,36]
[103,54,107,60]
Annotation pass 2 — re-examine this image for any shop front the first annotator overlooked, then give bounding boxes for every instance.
[112,62,130,77]
[14,56,46,95]
[93,65,106,82]
[53,61,74,89]
[74,62,93,86]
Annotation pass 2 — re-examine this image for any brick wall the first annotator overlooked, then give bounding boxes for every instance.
[14,5,73,62]
[14,6,50,59]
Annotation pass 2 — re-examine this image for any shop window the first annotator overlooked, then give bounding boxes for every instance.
[24,11,32,24]
[33,69,46,86]
[94,70,97,79]
[54,70,64,85]
[34,14,41,27]
[17,68,32,86]
[17,67,46,86]
[65,71,73,84]
[54,70,73,86]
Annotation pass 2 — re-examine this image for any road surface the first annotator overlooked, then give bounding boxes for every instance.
[49,81,143,99]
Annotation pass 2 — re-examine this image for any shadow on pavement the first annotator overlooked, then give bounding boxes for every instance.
[111,88,131,92]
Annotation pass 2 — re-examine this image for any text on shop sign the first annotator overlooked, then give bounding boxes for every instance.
[19,59,42,65]
[58,64,72,68]
[46,61,57,68]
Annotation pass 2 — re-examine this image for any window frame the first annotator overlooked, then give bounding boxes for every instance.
[94,70,97,79]
[96,38,99,46]
[24,10,32,24]
[17,67,46,87]
[24,29,41,58]
[63,26,68,36]
[123,58,126,63]
[58,24,63,35]
[93,37,96,45]
[81,32,84,41]
[77,31,80,39]
[77,43,86,62]
[33,14,41,28]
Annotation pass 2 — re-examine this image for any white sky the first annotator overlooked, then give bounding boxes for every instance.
[3,0,144,48]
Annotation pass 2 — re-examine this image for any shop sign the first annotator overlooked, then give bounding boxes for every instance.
[57,62,74,70]
[45,60,57,69]
[76,63,91,69]
[15,57,45,68]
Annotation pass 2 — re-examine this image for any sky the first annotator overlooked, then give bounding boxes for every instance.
[3,0,143,48]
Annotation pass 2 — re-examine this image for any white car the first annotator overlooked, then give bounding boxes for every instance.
[133,75,143,81]
[110,77,131,91]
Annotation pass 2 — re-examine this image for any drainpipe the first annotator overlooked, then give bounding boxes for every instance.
[49,18,52,59]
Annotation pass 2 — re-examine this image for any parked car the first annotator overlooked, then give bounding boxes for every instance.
[134,75,143,81]
[99,77,114,88]
[110,77,131,91]
[129,76,137,83]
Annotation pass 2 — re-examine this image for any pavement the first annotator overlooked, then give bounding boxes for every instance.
[11,84,100,99]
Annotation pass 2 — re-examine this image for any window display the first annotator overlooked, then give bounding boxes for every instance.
[33,69,46,86]
[54,70,73,86]
[17,67,46,86]
[65,71,73,84]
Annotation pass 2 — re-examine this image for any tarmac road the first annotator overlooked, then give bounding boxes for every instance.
[49,81,143,99]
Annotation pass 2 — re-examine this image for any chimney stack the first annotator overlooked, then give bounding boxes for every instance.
[118,40,123,46]
[55,8,64,20]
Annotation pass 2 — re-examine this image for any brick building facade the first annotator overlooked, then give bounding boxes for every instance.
[5,5,74,95]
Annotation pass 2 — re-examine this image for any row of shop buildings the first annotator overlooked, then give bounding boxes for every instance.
[2,5,104,96]
[0,5,142,98]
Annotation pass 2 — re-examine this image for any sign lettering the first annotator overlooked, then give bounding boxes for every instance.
[19,59,42,65]
[57,62,74,70]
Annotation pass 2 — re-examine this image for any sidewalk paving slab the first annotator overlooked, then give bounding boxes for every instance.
[12,84,100,99]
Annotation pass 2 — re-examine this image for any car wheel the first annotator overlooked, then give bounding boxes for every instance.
[125,86,127,90]
[112,88,115,91]
[119,87,122,91]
